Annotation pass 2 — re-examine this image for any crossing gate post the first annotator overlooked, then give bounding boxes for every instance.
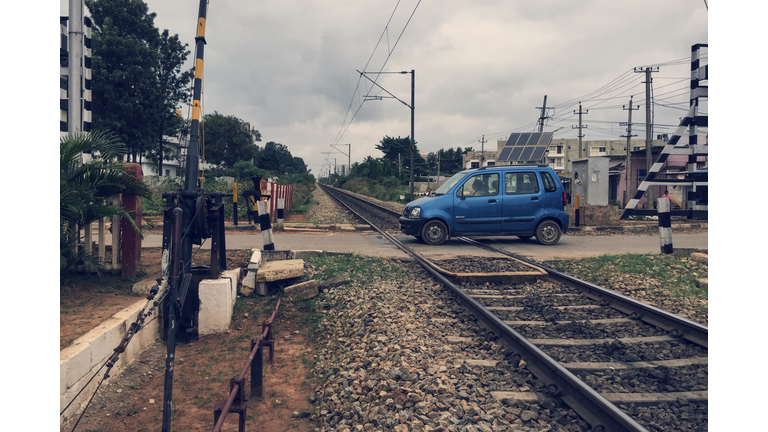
[574,194,580,228]
[257,200,275,250]
[277,198,285,230]
[658,197,673,254]
[232,182,238,226]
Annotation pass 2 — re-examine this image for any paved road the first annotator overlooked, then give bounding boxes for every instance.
[142,231,708,261]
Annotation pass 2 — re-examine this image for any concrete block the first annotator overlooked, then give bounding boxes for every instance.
[690,252,708,264]
[221,268,240,307]
[290,250,324,260]
[262,250,290,262]
[249,249,262,269]
[242,271,256,296]
[198,277,234,335]
[284,280,319,301]
[256,282,269,296]
[256,259,305,282]
[60,300,158,429]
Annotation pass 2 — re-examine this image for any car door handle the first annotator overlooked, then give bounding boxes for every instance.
[530,197,538,201]
[488,199,497,203]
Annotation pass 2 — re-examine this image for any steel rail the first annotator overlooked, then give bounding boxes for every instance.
[318,184,402,218]
[456,236,708,349]
[318,184,648,432]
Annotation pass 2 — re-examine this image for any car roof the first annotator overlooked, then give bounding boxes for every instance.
[462,164,551,174]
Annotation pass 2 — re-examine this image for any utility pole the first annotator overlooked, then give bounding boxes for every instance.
[635,66,658,208]
[67,0,84,135]
[621,96,639,207]
[358,69,415,200]
[536,95,549,133]
[573,102,588,159]
[410,70,415,201]
[478,135,486,166]
[330,143,351,175]
[437,151,441,187]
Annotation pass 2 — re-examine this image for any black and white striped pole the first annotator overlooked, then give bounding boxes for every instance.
[658,197,673,254]
[276,198,285,231]
[258,200,275,250]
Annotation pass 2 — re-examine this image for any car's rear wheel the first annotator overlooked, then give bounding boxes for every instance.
[535,220,561,245]
[421,220,448,245]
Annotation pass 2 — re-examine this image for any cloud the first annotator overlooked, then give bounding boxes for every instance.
[66,0,708,176]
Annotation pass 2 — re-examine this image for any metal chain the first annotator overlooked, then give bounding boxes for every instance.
[62,278,169,431]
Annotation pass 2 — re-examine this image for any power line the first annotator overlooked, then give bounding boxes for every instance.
[332,0,423,147]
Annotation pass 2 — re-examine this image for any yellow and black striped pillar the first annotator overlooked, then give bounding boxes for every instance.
[183,0,208,191]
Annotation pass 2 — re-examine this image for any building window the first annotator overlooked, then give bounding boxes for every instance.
[557,146,562,154]
[598,147,606,153]
[471,162,480,169]
[634,146,641,151]
[486,161,495,166]
[165,169,171,176]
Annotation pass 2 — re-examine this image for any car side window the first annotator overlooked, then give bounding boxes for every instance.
[460,173,499,197]
[505,172,540,195]
[541,171,557,192]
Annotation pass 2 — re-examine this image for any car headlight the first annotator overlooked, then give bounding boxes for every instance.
[408,207,421,218]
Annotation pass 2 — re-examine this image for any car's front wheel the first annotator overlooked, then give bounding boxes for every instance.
[421,220,448,245]
[535,220,561,245]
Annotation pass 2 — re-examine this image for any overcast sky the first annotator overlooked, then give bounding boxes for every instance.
[60,0,710,177]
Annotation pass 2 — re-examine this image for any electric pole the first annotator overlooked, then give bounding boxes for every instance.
[478,135,486,166]
[536,95,549,133]
[357,69,415,200]
[635,66,658,208]
[621,96,639,207]
[573,102,588,159]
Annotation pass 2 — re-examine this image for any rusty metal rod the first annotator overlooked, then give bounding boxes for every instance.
[212,299,281,431]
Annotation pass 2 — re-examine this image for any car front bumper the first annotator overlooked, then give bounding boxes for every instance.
[399,216,426,237]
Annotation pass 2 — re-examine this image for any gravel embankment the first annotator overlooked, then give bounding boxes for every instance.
[306,186,360,225]
[307,259,708,431]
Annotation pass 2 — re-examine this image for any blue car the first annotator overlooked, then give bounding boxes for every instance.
[400,165,569,245]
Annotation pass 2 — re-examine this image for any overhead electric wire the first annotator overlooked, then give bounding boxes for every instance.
[332,0,422,147]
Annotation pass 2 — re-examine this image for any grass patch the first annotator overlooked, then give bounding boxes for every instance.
[544,253,708,299]
[305,253,405,283]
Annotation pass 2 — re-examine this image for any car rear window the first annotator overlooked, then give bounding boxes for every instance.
[505,172,539,195]
[541,171,557,192]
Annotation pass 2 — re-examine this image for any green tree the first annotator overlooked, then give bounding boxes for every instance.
[255,141,307,174]
[86,0,161,161]
[60,131,150,271]
[150,29,194,176]
[202,112,260,168]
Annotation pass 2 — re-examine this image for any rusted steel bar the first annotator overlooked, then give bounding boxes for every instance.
[212,298,281,431]
[162,207,183,432]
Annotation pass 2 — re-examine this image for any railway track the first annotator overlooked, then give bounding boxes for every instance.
[317,183,708,431]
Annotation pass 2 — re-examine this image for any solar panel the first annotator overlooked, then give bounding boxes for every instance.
[498,147,513,161]
[519,147,534,161]
[518,133,533,146]
[530,146,548,161]
[502,132,555,161]
[505,133,522,147]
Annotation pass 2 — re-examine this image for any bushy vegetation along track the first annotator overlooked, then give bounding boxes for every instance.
[315,183,708,431]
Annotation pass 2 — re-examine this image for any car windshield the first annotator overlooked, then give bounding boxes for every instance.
[433,172,468,195]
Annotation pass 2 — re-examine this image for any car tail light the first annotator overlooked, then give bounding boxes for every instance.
[563,192,567,207]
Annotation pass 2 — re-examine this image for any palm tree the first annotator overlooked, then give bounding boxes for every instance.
[60,130,150,271]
